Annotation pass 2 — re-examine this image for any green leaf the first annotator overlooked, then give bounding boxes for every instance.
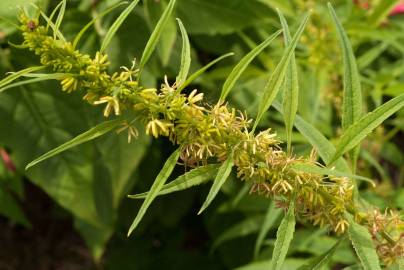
[37,9,65,41]
[175,18,191,86]
[253,13,309,131]
[212,215,264,251]
[291,163,376,187]
[100,0,141,53]
[178,52,234,92]
[73,2,128,49]
[198,152,234,214]
[128,164,219,199]
[357,42,388,70]
[139,0,177,76]
[368,0,400,27]
[278,10,298,154]
[328,3,362,169]
[0,66,45,90]
[0,73,68,92]
[297,237,345,270]
[219,29,282,101]
[346,214,382,270]
[254,201,282,258]
[53,0,66,40]
[328,94,404,165]
[270,200,296,270]
[127,148,181,236]
[26,119,125,170]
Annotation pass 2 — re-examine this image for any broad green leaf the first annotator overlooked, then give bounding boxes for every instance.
[272,101,350,173]
[270,200,296,270]
[219,29,282,101]
[175,18,191,86]
[278,10,298,154]
[0,73,68,92]
[178,52,234,92]
[368,0,400,27]
[73,2,128,49]
[328,94,404,165]
[253,13,309,131]
[100,0,141,53]
[256,0,294,17]
[26,119,125,170]
[53,0,66,40]
[139,0,177,76]
[297,237,345,270]
[212,215,264,251]
[198,152,234,214]
[128,164,219,199]
[291,163,376,187]
[254,201,282,258]
[328,3,362,169]
[346,214,381,270]
[0,66,45,90]
[127,148,181,236]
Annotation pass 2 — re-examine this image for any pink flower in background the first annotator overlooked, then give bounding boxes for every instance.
[390,1,404,15]
[0,148,16,172]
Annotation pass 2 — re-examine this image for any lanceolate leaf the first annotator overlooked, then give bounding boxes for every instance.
[53,0,66,40]
[25,119,125,170]
[346,214,382,270]
[278,10,298,154]
[127,148,181,236]
[254,201,282,258]
[328,93,404,165]
[270,200,296,270]
[253,13,309,131]
[139,0,177,76]
[0,73,68,92]
[198,152,234,215]
[219,29,282,101]
[297,237,345,270]
[328,3,362,169]
[175,18,191,86]
[178,52,234,92]
[0,66,45,90]
[128,164,219,199]
[100,0,141,53]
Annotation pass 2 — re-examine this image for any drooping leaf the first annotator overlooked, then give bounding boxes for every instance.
[175,18,191,86]
[0,66,45,91]
[26,119,125,170]
[297,237,345,270]
[128,164,219,199]
[328,3,362,169]
[0,73,68,92]
[346,214,382,270]
[198,152,234,214]
[178,52,234,92]
[127,148,181,236]
[328,93,404,165]
[253,13,309,131]
[278,10,299,154]
[254,201,282,258]
[270,200,296,270]
[139,0,177,76]
[100,0,141,53]
[219,29,282,101]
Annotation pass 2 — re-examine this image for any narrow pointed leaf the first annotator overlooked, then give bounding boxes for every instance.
[346,214,382,270]
[38,10,65,41]
[297,237,345,270]
[329,93,404,165]
[270,200,296,270]
[178,52,234,92]
[139,0,177,75]
[100,0,141,53]
[253,13,309,131]
[128,164,219,199]
[198,152,234,214]
[0,66,45,90]
[219,30,282,101]
[254,201,282,258]
[54,0,66,40]
[0,73,68,92]
[175,18,191,86]
[26,119,125,170]
[127,148,181,236]
[278,10,299,154]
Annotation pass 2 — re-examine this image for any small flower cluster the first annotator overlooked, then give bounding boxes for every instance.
[14,12,404,264]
